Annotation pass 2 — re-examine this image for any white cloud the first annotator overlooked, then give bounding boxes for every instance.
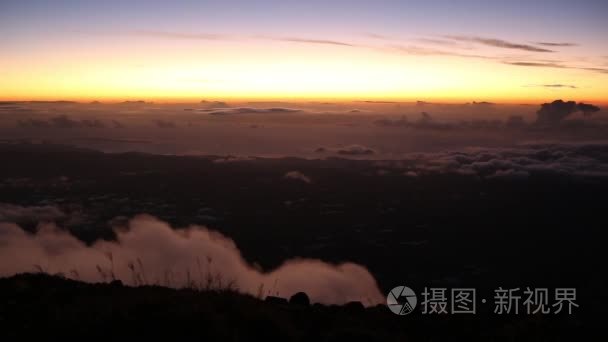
[0,215,384,306]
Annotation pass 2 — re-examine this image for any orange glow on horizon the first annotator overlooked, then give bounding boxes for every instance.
[2,39,607,105]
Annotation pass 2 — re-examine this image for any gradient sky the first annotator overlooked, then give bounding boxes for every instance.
[1,0,607,103]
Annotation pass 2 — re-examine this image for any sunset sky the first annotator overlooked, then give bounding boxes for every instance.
[2,0,607,103]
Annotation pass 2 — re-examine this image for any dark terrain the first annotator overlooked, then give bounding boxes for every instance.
[0,273,592,340]
[1,142,606,339]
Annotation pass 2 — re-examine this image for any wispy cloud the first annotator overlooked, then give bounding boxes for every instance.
[271,37,355,47]
[417,38,464,48]
[445,36,554,53]
[534,42,578,47]
[504,61,566,68]
[132,30,355,47]
[127,29,607,75]
[579,67,608,74]
[504,61,608,74]
[362,33,393,40]
[132,30,230,40]
[365,34,474,50]
[390,45,493,59]
[525,84,578,89]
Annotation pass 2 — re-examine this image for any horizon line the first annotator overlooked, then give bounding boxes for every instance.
[2,99,607,106]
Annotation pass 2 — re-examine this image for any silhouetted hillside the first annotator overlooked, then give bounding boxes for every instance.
[0,273,594,340]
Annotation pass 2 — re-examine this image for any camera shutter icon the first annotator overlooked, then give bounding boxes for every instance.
[387,286,417,315]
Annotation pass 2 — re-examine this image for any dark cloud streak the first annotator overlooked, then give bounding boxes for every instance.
[534,42,578,47]
[271,37,354,47]
[504,61,608,74]
[390,45,494,60]
[527,84,578,89]
[132,30,356,47]
[445,36,554,52]
[505,61,566,68]
[579,67,608,74]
